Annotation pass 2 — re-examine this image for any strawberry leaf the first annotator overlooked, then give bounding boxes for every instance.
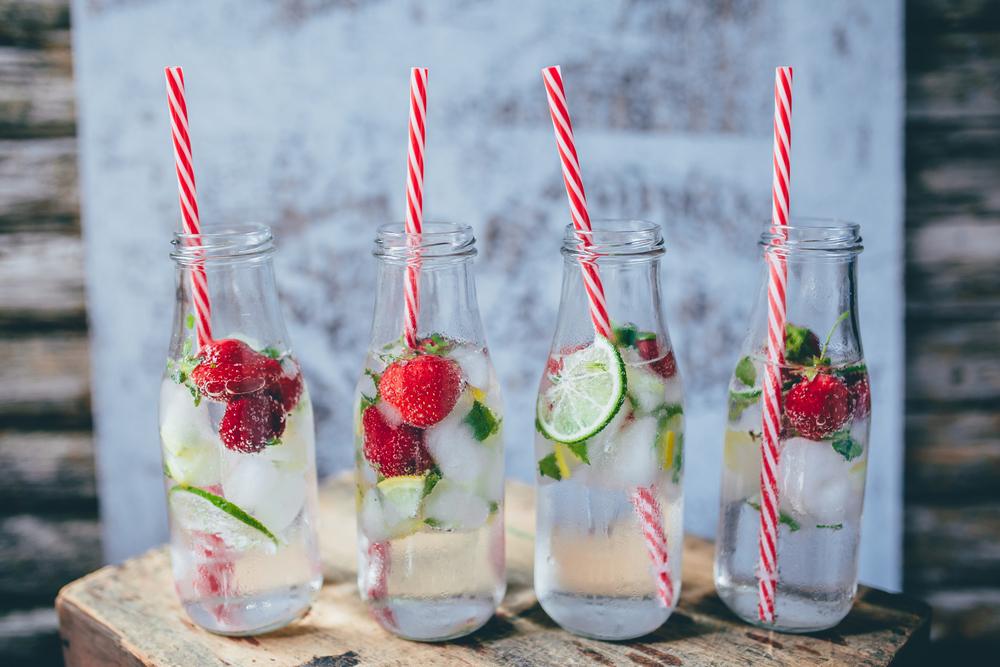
[261,346,284,360]
[538,453,562,480]
[735,356,756,387]
[419,333,453,356]
[465,401,501,441]
[831,430,863,461]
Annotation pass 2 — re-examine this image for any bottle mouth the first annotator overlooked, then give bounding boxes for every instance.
[760,217,863,257]
[561,219,664,258]
[374,221,477,261]
[171,224,275,263]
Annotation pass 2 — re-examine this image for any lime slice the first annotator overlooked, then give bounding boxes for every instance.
[169,485,277,550]
[377,475,426,522]
[536,336,626,443]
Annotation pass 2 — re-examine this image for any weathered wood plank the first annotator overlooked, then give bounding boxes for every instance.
[0,232,85,330]
[57,476,930,667]
[906,410,1000,501]
[0,431,95,509]
[0,514,100,601]
[0,334,91,427]
[0,137,78,230]
[922,588,1000,641]
[907,320,1000,405]
[906,503,1000,589]
[0,43,76,138]
[0,0,70,49]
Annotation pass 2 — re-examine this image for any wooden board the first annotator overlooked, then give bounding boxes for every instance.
[57,475,930,667]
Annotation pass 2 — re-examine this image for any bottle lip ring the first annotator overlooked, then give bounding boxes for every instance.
[760,217,863,255]
[171,223,275,262]
[561,219,664,258]
[374,221,477,260]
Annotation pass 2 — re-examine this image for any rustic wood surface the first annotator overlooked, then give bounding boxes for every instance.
[57,475,930,667]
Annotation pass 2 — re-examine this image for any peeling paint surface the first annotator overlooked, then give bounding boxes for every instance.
[72,0,903,588]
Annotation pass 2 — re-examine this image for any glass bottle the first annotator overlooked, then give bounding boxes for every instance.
[158,225,322,635]
[714,218,870,632]
[533,220,685,640]
[353,222,505,641]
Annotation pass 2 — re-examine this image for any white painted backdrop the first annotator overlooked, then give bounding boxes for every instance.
[72,0,903,589]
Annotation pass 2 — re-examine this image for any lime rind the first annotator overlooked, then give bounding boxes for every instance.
[169,484,278,549]
[536,336,627,444]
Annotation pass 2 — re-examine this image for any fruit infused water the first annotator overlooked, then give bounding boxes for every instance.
[534,221,685,640]
[714,220,870,632]
[354,223,505,641]
[159,226,322,635]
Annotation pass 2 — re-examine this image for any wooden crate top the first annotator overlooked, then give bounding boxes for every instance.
[57,474,929,666]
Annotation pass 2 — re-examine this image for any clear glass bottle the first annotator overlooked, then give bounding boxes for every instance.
[714,218,870,632]
[159,225,322,635]
[353,222,505,641]
[533,220,685,640]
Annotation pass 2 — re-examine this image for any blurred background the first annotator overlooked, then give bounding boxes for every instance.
[0,0,996,664]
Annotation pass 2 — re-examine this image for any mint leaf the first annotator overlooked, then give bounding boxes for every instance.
[612,323,638,348]
[728,389,762,421]
[735,356,756,387]
[785,323,821,366]
[565,440,589,464]
[422,469,442,497]
[424,517,443,528]
[831,430,863,461]
[747,500,800,532]
[185,313,195,330]
[817,523,843,530]
[488,501,499,514]
[182,338,193,357]
[538,453,562,480]
[671,433,684,484]
[465,401,501,441]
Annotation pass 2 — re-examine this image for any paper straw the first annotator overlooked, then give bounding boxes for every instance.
[403,67,428,349]
[165,66,212,348]
[542,65,673,608]
[756,65,793,624]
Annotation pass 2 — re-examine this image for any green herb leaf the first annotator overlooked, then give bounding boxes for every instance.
[612,323,638,348]
[261,346,283,360]
[265,436,282,448]
[538,453,562,480]
[671,433,684,484]
[465,401,501,441]
[182,338,193,357]
[831,430,863,461]
[488,501,499,514]
[728,389,762,421]
[565,440,590,464]
[816,523,843,530]
[424,517,442,528]
[419,333,453,356]
[747,500,800,532]
[654,403,684,421]
[784,323,821,366]
[185,313,195,330]
[422,469,442,497]
[735,356,756,387]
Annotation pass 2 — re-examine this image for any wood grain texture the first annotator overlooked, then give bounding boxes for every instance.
[0,232,86,330]
[0,431,95,510]
[0,41,75,138]
[0,137,79,230]
[0,334,90,426]
[0,513,101,601]
[57,476,930,667]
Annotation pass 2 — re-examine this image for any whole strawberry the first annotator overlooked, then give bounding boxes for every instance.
[191,339,282,400]
[784,373,850,440]
[269,359,304,413]
[362,405,433,477]
[841,368,871,419]
[636,336,677,379]
[219,394,286,453]
[379,354,462,427]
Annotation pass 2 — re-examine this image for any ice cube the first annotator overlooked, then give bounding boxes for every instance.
[423,391,487,485]
[423,479,490,531]
[779,436,861,525]
[260,394,314,472]
[449,345,491,389]
[223,458,306,535]
[159,379,222,487]
[587,408,658,489]
[359,488,389,542]
[625,365,666,414]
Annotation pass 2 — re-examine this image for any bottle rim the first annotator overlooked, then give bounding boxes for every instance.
[760,217,863,256]
[561,219,664,258]
[374,221,477,261]
[171,223,275,263]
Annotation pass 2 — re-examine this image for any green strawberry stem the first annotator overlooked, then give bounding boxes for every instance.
[818,310,850,365]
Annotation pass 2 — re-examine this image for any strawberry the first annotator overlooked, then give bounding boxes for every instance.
[841,368,871,419]
[191,339,282,400]
[269,358,304,413]
[379,354,463,427]
[784,372,850,440]
[361,405,433,477]
[636,336,677,379]
[218,394,285,453]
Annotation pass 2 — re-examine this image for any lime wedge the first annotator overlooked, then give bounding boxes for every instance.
[377,475,426,522]
[169,485,277,550]
[536,336,626,443]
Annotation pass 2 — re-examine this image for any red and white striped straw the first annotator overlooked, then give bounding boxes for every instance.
[756,65,793,624]
[542,65,672,608]
[165,66,212,349]
[402,67,428,349]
